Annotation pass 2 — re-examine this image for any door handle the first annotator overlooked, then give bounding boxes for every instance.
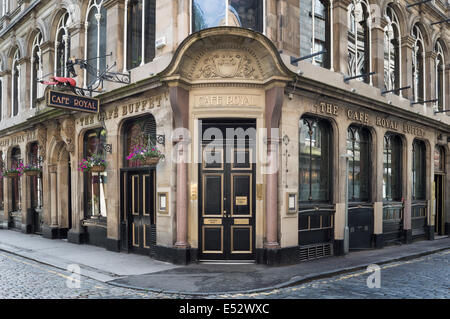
[223,210,227,217]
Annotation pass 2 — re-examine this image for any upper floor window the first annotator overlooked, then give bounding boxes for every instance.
[85,0,107,88]
[383,133,402,201]
[125,0,156,70]
[412,24,425,103]
[12,49,20,117]
[55,12,71,77]
[412,140,426,200]
[347,126,371,202]
[299,0,331,69]
[31,32,43,108]
[435,41,445,111]
[384,5,400,93]
[192,0,263,33]
[347,0,371,83]
[299,116,332,203]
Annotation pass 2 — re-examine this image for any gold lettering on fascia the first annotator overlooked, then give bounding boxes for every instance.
[196,95,259,107]
[347,109,370,124]
[375,116,399,131]
[402,123,425,137]
[0,131,37,147]
[313,102,339,116]
[79,94,165,127]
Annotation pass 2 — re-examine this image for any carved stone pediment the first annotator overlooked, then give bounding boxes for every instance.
[60,118,75,154]
[163,28,293,86]
[37,125,48,161]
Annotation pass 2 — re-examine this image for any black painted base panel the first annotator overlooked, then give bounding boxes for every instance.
[425,225,435,240]
[42,226,68,240]
[445,223,450,236]
[153,246,197,265]
[404,229,412,244]
[373,234,384,249]
[334,240,344,256]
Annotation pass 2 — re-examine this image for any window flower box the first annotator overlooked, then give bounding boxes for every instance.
[127,143,164,166]
[79,153,107,173]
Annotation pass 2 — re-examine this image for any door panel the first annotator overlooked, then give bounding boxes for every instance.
[125,170,156,254]
[199,120,256,261]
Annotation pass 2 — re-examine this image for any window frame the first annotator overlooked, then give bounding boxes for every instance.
[434,41,446,111]
[383,133,403,202]
[189,0,266,35]
[54,11,71,78]
[347,0,372,84]
[12,49,20,117]
[123,0,156,71]
[298,116,333,204]
[412,139,426,201]
[384,5,401,93]
[31,32,43,109]
[412,24,426,104]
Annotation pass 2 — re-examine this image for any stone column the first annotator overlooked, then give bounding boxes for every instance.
[105,130,120,251]
[1,174,9,228]
[0,70,12,119]
[264,138,280,248]
[373,127,385,248]
[427,143,435,240]
[403,135,414,243]
[40,41,54,80]
[105,0,125,76]
[425,51,438,106]
[43,164,59,239]
[445,64,450,115]
[17,57,30,112]
[21,144,31,233]
[400,36,415,100]
[68,24,86,88]
[332,0,351,75]
[371,17,388,90]
[174,138,189,248]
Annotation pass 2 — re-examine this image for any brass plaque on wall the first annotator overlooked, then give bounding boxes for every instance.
[236,196,248,206]
[191,184,198,200]
[256,184,263,200]
[234,219,249,225]
[204,218,222,225]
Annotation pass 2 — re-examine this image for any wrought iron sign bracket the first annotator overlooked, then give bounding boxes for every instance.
[103,144,113,154]
[411,99,438,106]
[381,86,411,96]
[290,49,327,66]
[344,72,376,83]
[156,134,166,146]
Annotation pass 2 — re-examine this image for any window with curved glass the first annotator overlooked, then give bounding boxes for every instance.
[86,0,107,88]
[83,128,107,218]
[126,0,155,70]
[28,142,42,209]
[55,12,71,77]
[192,0,263,33]
[11,147,21,212]
[12,50,19,117]
[347,0,370,83]
[347,126,370,202]
[299,0,331,68]
[412,24,425,103]
[384,5,400,92]
[123,115,156,167]
[299,117,332,203]
[434,146,445,172]
[412,140,426,200]
[31,32,43,108]
[383,134,402,201]
[435,42,445,111]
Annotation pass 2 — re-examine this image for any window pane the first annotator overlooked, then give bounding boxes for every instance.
[192,0,226,32]
[144,0,155,63]
[128,0,143,69]
[229,0,263,31]
[87,9,98,87]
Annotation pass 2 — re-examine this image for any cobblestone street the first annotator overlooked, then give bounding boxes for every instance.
[0,250,449,299]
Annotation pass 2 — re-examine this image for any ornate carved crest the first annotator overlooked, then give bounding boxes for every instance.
[61,118,75,154]
[196,53,258,80]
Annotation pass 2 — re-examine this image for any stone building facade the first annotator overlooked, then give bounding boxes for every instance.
[0,0,448,264]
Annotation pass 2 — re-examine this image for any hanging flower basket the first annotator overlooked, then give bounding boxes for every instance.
[90,165,106,173]
[143,157,160,166]
[24,170,41,176]
[127,143,165,166]
[23,164,42,176]
[5,172,19,178]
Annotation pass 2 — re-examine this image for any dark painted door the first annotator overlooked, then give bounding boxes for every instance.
[126,170,156,255]
[199,120,256,261]
[348,206,374,249]
[435,175,445,235]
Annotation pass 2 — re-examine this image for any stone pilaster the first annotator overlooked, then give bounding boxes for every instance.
[332,0,352,75]
[400,36,415,100]
[425,51,438,106]
[105,0,125,75]
[371,17,388,90]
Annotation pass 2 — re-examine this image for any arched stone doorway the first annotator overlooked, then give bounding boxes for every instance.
[43,141,72,239]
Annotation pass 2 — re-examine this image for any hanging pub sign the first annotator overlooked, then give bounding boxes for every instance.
[47,90,99,113]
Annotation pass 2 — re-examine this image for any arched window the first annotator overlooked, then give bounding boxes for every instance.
[12,50,20,117]
[31,32,43,109]
[435,41,445,111]
[412,140,426,200]
[412,24,425,103]
[347,126,371,202]
[347,0,371,83]
[299,116,332,203]
[11,147,21,212]
[384,5,401,93]
[383,133,402,201]
[83,128,107,218]
[125,0,156,70]
[55,11,71,77]
[123,115,156,167]
[299,0,331,68]
[192,0,263,33]
[85,0,107,88]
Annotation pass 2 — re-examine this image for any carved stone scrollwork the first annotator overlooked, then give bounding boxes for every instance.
[197,53,258,80]
[37,125,48,161]
[61,118,75,154]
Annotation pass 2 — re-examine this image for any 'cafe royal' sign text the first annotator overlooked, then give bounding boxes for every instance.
[47,90,99,113]
[314,102,425,137]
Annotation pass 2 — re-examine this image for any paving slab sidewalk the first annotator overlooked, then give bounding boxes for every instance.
[0,229,448,295]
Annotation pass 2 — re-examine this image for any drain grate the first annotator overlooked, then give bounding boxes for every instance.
[299,243,333,262]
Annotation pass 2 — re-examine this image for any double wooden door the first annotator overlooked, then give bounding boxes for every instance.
[198,120,256,261]
[124,170,156,254]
